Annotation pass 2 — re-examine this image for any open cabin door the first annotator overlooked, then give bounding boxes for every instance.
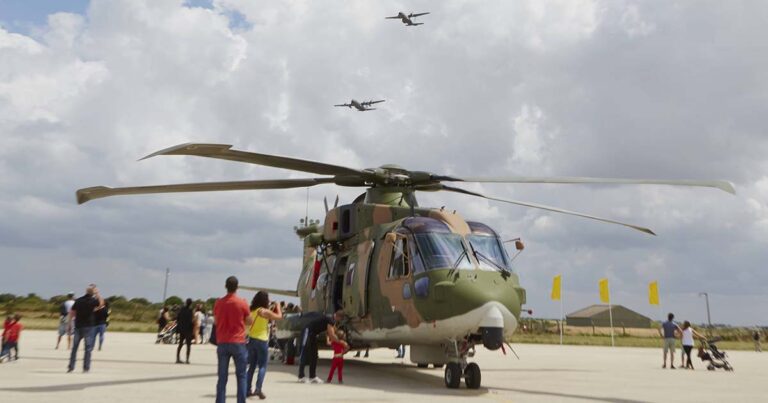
[343,240,374,318]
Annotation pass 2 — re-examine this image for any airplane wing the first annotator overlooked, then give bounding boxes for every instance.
[410,12,430,17]
[334,103,352,107]
[360,108,376,111]
[408,23,424,26]
[362,100,385,106]
[385,16,401,19]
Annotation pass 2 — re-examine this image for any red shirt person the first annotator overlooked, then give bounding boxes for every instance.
[213,276,252,403]
[0,314,22,361]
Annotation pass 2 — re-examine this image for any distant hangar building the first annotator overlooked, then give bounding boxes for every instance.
[566,305,653,328]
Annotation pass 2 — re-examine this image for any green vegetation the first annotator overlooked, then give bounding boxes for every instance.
[0,293,214,333]
[511,318,760,351]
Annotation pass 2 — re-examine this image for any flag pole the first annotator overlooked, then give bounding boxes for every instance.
[608,300,615,347]
[559,296,564,345]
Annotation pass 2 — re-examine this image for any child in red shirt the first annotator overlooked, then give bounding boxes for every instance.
[326,329,349,384]
[0,314,22,362]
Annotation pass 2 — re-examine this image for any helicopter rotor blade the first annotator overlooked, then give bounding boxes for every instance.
[140,143,365,177]
[324,196,329,213]
[239,286,298,297]
[425,184,656,236]
[76,178,337,204]
[439,176,735,195]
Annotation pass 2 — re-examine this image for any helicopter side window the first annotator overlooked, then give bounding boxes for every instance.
[388,237,411,279]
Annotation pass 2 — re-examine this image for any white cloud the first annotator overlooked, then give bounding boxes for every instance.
[1,0,767,325]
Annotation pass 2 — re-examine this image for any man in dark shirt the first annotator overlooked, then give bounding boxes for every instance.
[176,298,194,364]
[659,312,682,369]
[67,284,105,372]
[94,300,110,351]
[298,310,344,383]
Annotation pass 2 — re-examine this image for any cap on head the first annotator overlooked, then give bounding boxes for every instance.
[225,276,239,293]
[67,292,75,298]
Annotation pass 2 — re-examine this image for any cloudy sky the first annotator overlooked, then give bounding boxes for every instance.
[1,0,767,326]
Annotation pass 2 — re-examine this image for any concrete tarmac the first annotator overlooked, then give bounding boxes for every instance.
[1,330,766,402]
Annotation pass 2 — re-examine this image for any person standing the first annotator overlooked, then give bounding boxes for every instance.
[176,298,194,364]
[94,300,110,351]
[68,284,105,373]
[214,276,252,403]
[326,329,349,384]
[680,321,703,369]
[246,291,283,399]
[194,304,205,344]
[56,292,75,350]
[298,310,344,383]
[754,330,762,352]
[0,314,22,362]
[659,313,681,369]
[204,310,214,343]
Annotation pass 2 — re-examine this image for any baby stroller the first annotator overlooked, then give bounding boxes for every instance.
[268,328,284,362]
[698,337,733,371]
[157,321,178,345]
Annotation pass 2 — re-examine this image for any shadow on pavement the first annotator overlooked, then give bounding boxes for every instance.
[489,386,650,403]
[0,372,216,393]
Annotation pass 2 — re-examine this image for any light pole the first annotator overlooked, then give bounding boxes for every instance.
[162,268,170,304]
[698,292,712,335]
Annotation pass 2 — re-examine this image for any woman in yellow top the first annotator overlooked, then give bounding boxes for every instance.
[247,291,282,400]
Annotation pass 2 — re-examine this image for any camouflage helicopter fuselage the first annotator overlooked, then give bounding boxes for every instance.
[281,189,526,365]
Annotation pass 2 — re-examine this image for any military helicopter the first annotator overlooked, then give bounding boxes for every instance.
[334,99,385,111]
[386,12,430,26]
[76,143,734,389]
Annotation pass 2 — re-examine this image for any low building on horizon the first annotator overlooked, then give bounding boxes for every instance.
[566,304,652,328]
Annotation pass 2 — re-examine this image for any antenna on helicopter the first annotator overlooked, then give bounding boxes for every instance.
[323,196,329,213]
[333,195,339,208]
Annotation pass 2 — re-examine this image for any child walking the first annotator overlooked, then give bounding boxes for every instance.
[0,314,22,362]
[327,329,349,384]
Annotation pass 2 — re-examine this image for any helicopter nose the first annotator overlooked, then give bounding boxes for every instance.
[479,305,504,329]
[478,306,505,350]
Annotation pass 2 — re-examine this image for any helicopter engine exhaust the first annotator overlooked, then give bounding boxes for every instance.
[478,306,506,351]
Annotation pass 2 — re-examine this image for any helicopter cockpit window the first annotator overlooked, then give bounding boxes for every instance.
[414,233,472,270]
[400,216,472,270]
[467,221,513,272]
[388,237,411,279]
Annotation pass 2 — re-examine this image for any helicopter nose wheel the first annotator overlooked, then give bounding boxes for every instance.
[464,362,481,389]
[444,362,462,388]
[444,362,482,389]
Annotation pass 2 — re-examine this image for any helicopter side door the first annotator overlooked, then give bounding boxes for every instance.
[342,240,374,318]
[376,231,421,329]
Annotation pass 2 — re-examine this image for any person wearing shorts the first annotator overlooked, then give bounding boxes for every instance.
[56,293,75,350]
[660,313,681,369]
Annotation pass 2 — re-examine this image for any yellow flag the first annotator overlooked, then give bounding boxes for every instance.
[649,281,659,305]
[551,275,561,301]
[599,278,610,303]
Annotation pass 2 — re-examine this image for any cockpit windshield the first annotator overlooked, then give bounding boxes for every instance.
[467,221,513,272]
[413,233,473,270]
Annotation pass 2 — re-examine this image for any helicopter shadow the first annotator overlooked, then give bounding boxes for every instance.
[268,357,489,397]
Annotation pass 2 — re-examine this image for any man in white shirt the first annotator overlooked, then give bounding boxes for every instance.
[55,292,76,350]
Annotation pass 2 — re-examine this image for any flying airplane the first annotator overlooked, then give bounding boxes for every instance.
[334,99,385,111]
[386,12,430,26]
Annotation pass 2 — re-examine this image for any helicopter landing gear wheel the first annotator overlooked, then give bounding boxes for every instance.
[444,362,462,388]
[464,362,481,389]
